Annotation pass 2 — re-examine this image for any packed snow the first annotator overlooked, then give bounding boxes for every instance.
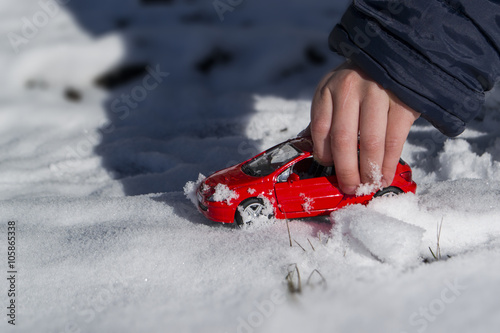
[236,194,275,230]
[1,1,500,333]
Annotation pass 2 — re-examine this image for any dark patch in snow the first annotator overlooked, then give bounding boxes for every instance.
[115,17,132,29]
[64,87,82,102]
[305,45,326,65]
[94,63,149,90]
[140,0,175,5]
[195,47,233,75]
[278,64,306,80]
[180,11,216,24]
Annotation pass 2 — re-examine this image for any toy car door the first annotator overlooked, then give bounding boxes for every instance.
[274,157,344,216]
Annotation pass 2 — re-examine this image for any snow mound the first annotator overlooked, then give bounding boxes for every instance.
[332,205,425,267]
[368,183,500,257]
[437,139,500,180]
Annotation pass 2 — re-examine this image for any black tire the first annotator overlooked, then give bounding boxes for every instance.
[235,198,270,227]
[374,186,404,198]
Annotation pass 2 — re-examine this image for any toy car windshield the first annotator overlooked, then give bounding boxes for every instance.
[242,142,302,177]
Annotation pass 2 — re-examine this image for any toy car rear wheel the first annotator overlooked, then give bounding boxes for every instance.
[235,198,268,227]
[374,186,403,198]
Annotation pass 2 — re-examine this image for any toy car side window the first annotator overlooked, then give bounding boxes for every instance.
[277,167,291,182]
[324,165,336,177]
[284,158,337,181]
[302,158,336,178]
[292,158,313,179]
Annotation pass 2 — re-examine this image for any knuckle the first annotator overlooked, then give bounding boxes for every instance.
[366,81,385,96]
[342,70,360,83]
[331,129,353,149]
[361,135,384,153]
[337,72,359,94]
[385,136,403,153]
[310,119,331,136]
[317,85,333,101]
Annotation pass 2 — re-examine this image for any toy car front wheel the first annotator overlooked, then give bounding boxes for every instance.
[374,186,403,198]
[235,198,269,227]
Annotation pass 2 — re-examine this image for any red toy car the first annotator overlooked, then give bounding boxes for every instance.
[196,137,416,226]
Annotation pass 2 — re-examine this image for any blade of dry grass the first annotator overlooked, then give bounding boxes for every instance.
[306,269,327,288]
[294,239,306,252]
[428,217,444,261]
[285,216,292,247]
[285,263,302,294]
[307,238,315,251]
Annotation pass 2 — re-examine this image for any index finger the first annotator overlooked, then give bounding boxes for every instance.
[310,77,335,166]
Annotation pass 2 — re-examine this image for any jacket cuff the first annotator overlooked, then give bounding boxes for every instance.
[329,5,485,137]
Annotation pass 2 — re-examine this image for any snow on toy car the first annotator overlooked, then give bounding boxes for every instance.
[196,137,416,226]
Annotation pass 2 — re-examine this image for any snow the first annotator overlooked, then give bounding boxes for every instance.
[300,193,315,214]
[1,1,500,333]
[212,183,239,205]
[355,161,384,196]
[237,194,276,230]
[333,204,425,267]
[183,173,206,205]
[437,139,500,180]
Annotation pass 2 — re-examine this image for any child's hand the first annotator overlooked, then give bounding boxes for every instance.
[308,61,420,194]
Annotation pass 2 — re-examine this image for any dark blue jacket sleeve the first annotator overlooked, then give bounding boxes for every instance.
[329,0,500,136]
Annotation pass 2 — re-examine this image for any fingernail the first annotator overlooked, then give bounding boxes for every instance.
[343,186,357,195]
[381,176,391,188]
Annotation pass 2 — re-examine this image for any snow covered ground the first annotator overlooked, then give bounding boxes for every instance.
[1,1,500,332]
